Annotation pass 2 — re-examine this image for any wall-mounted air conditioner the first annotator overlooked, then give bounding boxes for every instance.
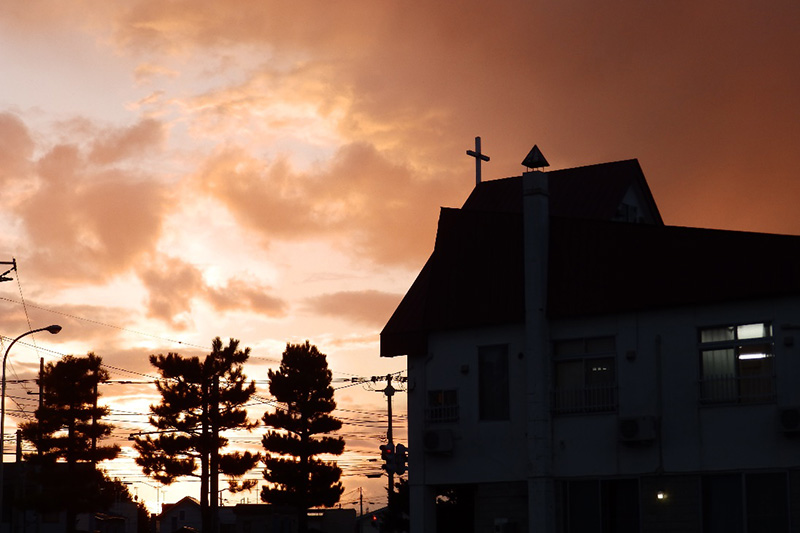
[779,407,800,434]
[618,416,657,443]
[423,429,454,454]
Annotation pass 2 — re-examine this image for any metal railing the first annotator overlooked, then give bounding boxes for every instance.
[425,404,460,423]
[700,373,776,404]
[553,383,618,414]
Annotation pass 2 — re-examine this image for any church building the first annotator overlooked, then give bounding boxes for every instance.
[380,145,800,532]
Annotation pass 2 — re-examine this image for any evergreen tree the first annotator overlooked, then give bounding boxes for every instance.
[19,353,120,533]
[261,341,345,532]
[134,337,260,533]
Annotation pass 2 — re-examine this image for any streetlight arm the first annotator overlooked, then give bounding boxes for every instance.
[0,324,62,526]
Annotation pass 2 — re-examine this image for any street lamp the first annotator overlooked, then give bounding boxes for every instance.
[0,325,62,524]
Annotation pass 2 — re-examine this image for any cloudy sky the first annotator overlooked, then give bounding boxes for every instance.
[1,0,799,512]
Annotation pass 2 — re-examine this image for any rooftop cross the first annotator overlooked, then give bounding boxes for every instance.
[466,136,490,186]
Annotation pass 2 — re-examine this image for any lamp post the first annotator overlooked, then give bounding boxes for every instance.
[0,325,62,525]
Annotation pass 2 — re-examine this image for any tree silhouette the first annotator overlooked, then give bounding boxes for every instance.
[19,353,120,533]
[134,337,259,533]
[261,341,345,533]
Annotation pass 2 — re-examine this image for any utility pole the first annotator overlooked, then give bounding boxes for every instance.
[380,374,396,503]
[0,259,16,283]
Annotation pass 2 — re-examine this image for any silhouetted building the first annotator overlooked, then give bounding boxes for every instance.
[0,462,140,533]
[156,499,354,533]
[381,157,800,532]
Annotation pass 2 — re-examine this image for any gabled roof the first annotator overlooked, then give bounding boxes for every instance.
[160,496,200,517]
[462,159,663,224]
[380,160,800,357]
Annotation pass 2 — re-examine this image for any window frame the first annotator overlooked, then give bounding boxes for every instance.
[478,344,510,421]
[426,389,459,423]
[698,321,776,405]
[552,336,618,415]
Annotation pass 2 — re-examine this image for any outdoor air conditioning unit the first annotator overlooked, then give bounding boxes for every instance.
[423,429,454,454]
[494,518,519,533]
[779,407,800,434]
[618,416,657,443]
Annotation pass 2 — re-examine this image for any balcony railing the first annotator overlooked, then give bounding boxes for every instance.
[553,383,618,414]
[700,373,776,404]
[425,404,459,423]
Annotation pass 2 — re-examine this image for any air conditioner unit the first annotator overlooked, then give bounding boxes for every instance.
[423,429,454,454]
[779,407,800,434]
[494,518,518,533]
[618,416,657,443]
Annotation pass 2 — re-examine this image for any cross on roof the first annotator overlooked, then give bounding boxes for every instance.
[466,136,490,186]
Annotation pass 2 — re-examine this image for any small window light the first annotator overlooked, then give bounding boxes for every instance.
[656,491,668,501]
[738,353,769,360]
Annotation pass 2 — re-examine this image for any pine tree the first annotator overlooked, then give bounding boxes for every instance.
[261,341,345,533]
[134,337,260,533]
[19,353,120,533]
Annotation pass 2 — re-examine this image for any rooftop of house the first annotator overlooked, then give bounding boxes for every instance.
[380,159,800,357]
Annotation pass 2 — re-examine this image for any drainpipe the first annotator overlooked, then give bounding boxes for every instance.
[523,170,555,533]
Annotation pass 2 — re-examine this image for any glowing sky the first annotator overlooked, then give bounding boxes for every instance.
[1,0,800,514]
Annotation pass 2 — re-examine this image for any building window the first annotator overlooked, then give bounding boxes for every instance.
[557,479,639,533]
[479,344,509,420]
[553,336,617,414]
[699,322,775,404]
[702,472,788,532]
[426,389,459,422]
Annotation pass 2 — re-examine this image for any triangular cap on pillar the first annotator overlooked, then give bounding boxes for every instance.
[522,145,549,170]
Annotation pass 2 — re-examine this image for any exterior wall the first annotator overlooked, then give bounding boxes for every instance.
[409,295,800,531]
[160,500,202,533]
[414,324,526,487]
[551,296,800,479]
[474,482,528,533]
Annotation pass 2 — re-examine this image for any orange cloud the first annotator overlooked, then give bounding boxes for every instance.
[205,277,288,317]
[89,118,166,165]
[105,1,800,237]
[139,255,205,327]
[304,290,402,328]
[140,255,288,327]
[197,142,457,267]
[5,117,169,284]
[0,113,35,186]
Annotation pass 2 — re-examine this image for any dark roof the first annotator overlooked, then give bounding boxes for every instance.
[381,208,524,357]
[548,218,800,317]
[380,162,800,357]
[462,159,663,224]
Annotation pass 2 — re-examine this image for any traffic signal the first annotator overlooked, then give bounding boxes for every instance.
[379,443,395,473]
[394,443,408,475]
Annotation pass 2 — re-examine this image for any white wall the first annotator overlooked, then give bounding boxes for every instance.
[412,295,800,486]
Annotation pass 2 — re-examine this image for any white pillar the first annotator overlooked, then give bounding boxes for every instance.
[523,171,555,533]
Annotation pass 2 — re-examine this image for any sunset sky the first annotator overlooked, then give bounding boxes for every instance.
[1,0,799,514]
